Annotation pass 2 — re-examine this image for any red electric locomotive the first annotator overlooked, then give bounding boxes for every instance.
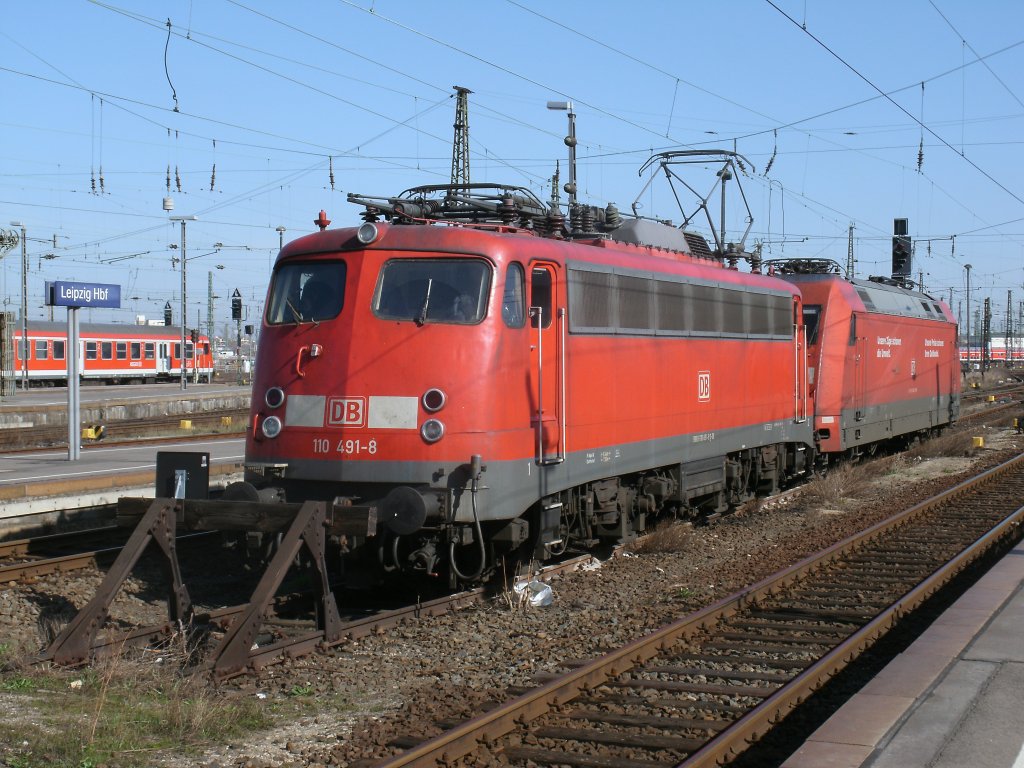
[11,322,214,385]
[240,179,817,584]
[769,259,960,457]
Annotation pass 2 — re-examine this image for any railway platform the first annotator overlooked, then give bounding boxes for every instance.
[783,538,1024,768]
[0,437,245,537]
[0,381,250,429]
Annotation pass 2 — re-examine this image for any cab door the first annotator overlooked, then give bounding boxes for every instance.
[528,262,564,464]
[851,313,866,421]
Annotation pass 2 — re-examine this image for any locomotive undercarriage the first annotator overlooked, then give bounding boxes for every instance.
[235,440,814,589]
[525,442,811,564]
[360,440,813,587]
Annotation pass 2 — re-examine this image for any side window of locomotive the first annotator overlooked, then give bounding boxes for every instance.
[803,305,822,345]
[848,313,857,346]
[530,267,553,329]
[374,259,490,324]
[502,263,526,328]
[266,261,346,325]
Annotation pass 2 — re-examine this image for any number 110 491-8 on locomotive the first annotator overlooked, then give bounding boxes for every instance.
[239,182,825,587]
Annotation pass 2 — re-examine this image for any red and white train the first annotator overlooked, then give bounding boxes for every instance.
[233,174,960,586]
[9,322,214,385]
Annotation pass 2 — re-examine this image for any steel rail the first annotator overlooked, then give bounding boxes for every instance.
[0,408,249,451]
[0,531,212,586]
[66,553,599,672]
[371,451,1024,768]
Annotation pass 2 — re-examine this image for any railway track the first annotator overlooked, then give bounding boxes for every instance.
[0,527,217,585]
[0,526,126,583]
[44,551,600,675]
[362,451,1024,768]
[0,408,249,451]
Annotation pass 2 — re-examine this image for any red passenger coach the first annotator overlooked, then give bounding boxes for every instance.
[11,322,214,385]
[771,260,960,457]
[240,182,817,586]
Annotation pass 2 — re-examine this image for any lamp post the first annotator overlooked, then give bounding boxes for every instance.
[275,226,286,275]
[8,222,27,390]
[170,215,197,391]
[965,263,972,370]
[546,101,577,208]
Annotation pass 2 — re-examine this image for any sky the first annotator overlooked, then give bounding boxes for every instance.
[3,0,1024,335]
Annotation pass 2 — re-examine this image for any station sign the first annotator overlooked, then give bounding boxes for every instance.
[46,281,122,309]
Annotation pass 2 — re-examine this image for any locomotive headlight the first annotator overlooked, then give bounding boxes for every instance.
[420,419,445,443]
[357,222,380,245]
[261,415,283,439]
[265,387,286,409]
[422,388,446,413]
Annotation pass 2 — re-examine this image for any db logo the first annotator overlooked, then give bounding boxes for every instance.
[327,397,365,427]
[697,371,711,402]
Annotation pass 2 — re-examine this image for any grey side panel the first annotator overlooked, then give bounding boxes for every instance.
[256,418,814,524]
[838,393,957,449]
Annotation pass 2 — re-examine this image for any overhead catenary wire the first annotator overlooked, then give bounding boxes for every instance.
[764,0,1024,209]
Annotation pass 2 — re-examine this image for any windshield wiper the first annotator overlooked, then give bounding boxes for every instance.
[286,299,304,324]
[415,278,433,326]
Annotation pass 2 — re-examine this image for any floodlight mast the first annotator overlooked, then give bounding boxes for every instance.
[169,215,197,391]
[547,101,577,209]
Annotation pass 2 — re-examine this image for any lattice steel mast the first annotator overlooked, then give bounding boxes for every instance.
[451,86,472,200]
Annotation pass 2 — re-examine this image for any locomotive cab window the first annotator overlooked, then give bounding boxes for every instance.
[530,267,553,329]
[502,263,526,328]
[374,258,490,324]
[803,305,822,345]
[266,261,346,325]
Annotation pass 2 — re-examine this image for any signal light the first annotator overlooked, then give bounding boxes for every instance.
[891,235,911,277]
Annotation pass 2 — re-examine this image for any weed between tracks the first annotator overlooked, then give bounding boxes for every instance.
[0,631,271,768]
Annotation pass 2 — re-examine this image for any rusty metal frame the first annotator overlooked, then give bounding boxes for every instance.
[44,498,345,674]
[44,498,190,665]
[208,500,341,677]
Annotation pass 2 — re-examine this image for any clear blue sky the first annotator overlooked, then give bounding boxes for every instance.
[3,0,1024,333]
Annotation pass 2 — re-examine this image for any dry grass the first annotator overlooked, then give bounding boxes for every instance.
[912,430,979,459]
[798,461,877,510]
[627,520,693,554]
[0,629,271,768]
